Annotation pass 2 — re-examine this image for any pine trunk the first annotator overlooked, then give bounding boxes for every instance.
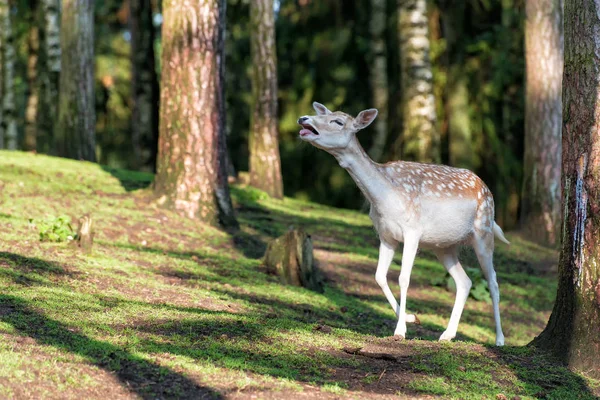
[25,2,40,152]
[397,0,440,163]
[0,0,18,150]
[130,0,159,172]
[56,0,95,161]
[37,0,61,154]
[531,0,600,378]
[367,0,389,163]
[249,0,284,199]
[521,0,563,246]
[154,0,238,228]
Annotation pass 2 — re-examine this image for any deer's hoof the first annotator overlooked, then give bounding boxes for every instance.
[392,334,404,341]
[439,331,455,342]
[495,336,505,346]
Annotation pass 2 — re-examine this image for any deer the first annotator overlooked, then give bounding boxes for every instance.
[298,102,509,346]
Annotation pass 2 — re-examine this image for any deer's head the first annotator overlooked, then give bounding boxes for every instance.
[297,102,378,151]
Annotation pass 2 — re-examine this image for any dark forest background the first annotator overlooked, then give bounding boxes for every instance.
[6,0,524,227]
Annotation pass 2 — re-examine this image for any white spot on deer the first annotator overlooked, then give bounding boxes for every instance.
[403,183,413,192]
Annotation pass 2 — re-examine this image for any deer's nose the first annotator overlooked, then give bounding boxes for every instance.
[298,117,309,124]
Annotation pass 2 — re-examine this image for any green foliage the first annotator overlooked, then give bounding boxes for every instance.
[32,215,75,243]
[431,267,492,303]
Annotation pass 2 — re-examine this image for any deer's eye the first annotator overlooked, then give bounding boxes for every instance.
[331,119,344,126]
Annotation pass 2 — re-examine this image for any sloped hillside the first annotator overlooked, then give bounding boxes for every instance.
[0,151,597,399]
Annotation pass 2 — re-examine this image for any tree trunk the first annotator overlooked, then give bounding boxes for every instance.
[130,0,159,172]
[25,0,40,152]
[367,0,389,163]
[0,0,18,150]
[397,0,440,163]
[37,0,61,154]
[56,0,95,161]
[531,0,600,378]
[520,0,563,246]
[249,0,284,199]
[154,0,238,228]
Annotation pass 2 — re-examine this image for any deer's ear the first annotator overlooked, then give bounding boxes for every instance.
[353,109,378,130]
[313,102,332,116]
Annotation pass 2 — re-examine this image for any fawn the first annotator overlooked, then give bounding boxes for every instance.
[298,102,509,346]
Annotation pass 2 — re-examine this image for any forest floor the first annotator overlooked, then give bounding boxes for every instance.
[0,150,598,400]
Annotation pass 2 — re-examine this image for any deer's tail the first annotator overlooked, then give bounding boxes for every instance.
[493,222,510,245]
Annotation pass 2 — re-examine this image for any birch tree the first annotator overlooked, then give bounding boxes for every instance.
[0,0,18,150]
[398,0,440,163]
[37,0,61,153]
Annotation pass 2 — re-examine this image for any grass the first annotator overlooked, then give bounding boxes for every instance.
[0,150,598,399]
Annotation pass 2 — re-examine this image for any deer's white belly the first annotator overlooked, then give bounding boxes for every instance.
[371,199,478,249]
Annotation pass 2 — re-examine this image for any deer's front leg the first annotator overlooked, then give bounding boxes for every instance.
[394,234,420,338]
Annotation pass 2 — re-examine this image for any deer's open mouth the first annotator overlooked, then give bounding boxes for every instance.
[299,123,319,137]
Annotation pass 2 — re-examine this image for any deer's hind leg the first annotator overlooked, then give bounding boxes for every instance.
[473,231,505,346]
[435,247,472,342]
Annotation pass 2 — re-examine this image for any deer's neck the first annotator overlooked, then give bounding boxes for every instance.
[333,137,398,209]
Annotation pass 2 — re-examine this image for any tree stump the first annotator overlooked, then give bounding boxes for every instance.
[75,214,94,252]
[263,228,323,292]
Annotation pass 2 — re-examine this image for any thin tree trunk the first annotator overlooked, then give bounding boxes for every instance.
[56,0,95,161]
[520,0,563,246]
[154,0,238,228]
[397,0,440,163]
[0,0,18,150]
[37,0,61,154]
[249,0,284,199]
[367,0,389,163]
[440,0,473,169]
[25,0,40,152]
[531,0,600,378]
[130,0,159,172]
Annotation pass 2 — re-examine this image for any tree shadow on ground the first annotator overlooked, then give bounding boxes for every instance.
[101,166,154,192]
[0,293,223,400]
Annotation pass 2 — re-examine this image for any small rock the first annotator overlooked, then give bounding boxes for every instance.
[458,366,466,372]
[219,334,229,340]
[340,306,348,313]
[496,394,508,400]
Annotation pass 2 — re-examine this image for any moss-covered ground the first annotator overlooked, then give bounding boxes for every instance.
[0,150,598,399]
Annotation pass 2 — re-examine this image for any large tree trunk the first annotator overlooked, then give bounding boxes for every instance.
[397,0,440,163]
[154,0,238,228]
[367,0,389,163]
[25,0,40,152]
[37,0,61,154]
[531,0,600,378]
[248,0,284,199]
[0,0,18,150]
[56,0,95,161]
[130,0,159,172]
[520,0,563,246]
